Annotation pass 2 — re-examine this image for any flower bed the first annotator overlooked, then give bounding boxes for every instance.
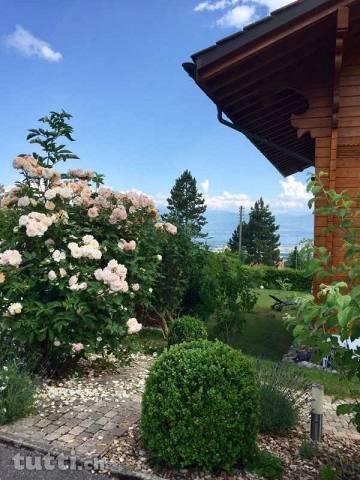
[105,424,360,480]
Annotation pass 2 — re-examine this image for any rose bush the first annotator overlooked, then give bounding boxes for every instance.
[0,111,176,371]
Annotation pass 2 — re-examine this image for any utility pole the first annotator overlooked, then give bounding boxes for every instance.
[239,206,244,260]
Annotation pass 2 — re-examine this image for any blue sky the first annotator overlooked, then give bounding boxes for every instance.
[0,0,312,213]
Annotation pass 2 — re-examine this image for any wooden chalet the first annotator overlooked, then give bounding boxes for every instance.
[183,0,360,267]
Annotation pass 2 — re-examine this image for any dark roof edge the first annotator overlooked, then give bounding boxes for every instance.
[191,0,334,66]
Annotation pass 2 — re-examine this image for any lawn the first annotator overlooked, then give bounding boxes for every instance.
[208,289,311,361]
[137,288,360,400]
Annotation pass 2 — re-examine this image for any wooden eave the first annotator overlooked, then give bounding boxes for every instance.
[184,0,359,176]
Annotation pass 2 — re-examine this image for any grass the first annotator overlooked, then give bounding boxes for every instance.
[254,288,312,311]
[208,289,311,362]
[251,357,360,399]
[0,363,36,425]
[126,328,166,355]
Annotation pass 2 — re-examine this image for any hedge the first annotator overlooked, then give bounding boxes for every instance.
[243,265,312,292]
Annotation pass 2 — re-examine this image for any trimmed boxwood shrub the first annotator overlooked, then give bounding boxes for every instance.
[140,340,259,470]
[168,315,208,347]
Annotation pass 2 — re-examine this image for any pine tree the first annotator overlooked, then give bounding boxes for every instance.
[286,246,299,269]
[244,198,280,265]
[228,222,249,253]
[163,170,207,238]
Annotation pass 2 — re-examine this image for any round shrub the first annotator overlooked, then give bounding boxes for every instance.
[258,384,298,434]
[141,340,259,470]
[168,315,208,347]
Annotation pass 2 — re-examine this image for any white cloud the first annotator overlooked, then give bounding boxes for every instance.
[204,191,253,210]
[163,176,308,212]
[273,176,312,210]
[194,0,239,12]
[255,0,293,10]
[194,0,294,29]
[216,5,256,28]
[152,176,310,212]
[201,179,210,194]
[5,25,63,62]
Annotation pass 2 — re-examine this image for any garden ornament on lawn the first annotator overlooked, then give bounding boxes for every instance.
[269,295,297,312]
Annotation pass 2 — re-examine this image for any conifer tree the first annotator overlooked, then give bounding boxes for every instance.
[246,198,280,265]
[228,198,280,265]
[163,170,207,238]
[228,221,249,253]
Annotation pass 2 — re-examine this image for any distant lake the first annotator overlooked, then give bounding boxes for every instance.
[202,211,314,256]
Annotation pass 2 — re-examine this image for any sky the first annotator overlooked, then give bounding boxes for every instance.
[0,0,313,214]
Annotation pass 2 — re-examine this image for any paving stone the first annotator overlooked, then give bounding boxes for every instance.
[95,416,108,426]
[102,422,117,431]
[44,431,61,442]
[105,410,118,419]
[79,419,94,428]
[85,423,103,434]
[36,419,51,428]
[68,426,85,436]
[59,433,76,444]
[76,411,89,420]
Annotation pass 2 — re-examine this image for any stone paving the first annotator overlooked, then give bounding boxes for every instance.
[0,355,151,457]
[0,355,358,460]
[323,396,360,439]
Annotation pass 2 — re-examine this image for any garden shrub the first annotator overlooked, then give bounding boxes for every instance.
[141,340,259,470]
[290,175,360,431]
[217,253,311,292]
[256,361,310,434]
[319,465,338,480]
[168,315,207,347]
[261,266,312,292]
[247,450,284,479]
[194,253,258,342]
[258,384,298,434]
[150,231,206,334]
[0,364,35,425]
[241,264,311,292]
[0,111,176,372]
[299,439,319,460]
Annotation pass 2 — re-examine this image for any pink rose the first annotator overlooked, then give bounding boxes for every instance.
[88,207,99,218]
[71,343,84,353]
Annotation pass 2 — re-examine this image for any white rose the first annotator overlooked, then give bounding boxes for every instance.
[59,268,67,278]
[126,318,142,335]
[48,270,57,281]
[17,196,30,207]
[45,189,56,200]
[8,303,23,315]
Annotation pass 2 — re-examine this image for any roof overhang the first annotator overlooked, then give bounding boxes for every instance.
[184,0,358,176]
